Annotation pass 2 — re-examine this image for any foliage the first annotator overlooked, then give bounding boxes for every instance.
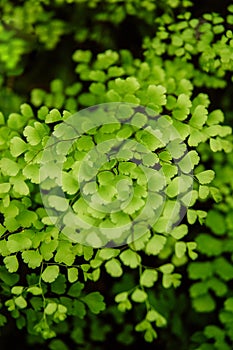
[0,0,233,349]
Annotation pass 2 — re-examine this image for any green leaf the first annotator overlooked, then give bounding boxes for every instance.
[76,135,95,151]
[0,158,20,176]
[27,286,43,295]
[11,286,24,295]
[181,189,198,207]
[90,258,102,269]
[89,70,106,82]
[55,241,75,266]
[91,268,100,281]
[162,273,181,288]
[196,210,207,224]
[178,150,200,173]
[115,104,134,120]
[40,240,58,261]
[147,84,167,106]
[41,265,60,283]
[96,185,117,202]
[7,233,32,253]
[90,82,106,96]
[22,164,39,184]
[115,292,128,303]
[31,89,46,106]
[108,66,125,78]
[136,129,163,151]
[196,234,223,257]
[144,328,158,342]
[98,248,120,260]
[11,178,30,196]
[123,196,145,215]
[135,319,151,332]
[187,209,197,224]
[166,177,180,198]
[117,299,132,312]
[204,325,225,342]
[207,277,227,297]
[16,210,37,227]
[190,281,208,298]
[49,339,69,350]
[82,181,96,196]
[5,299,15,312]
[15,296,27,309]
[114,77,140,95]
[51,275,66,295]
[10,137,28,157]
[85,232,103,249]
[82,292,105,314]
[210,138,222,152]
[45,302,57,315]
[189,105,208,129]
[105,258,123,277]
[195,170,215,184]
[145,235,166,255]
[95,50,119,69]
[166,139,186,159]
[67,268,79,283]
[7,113,27,130]
[73,50,92,63]
[51,79,63,93]
[172,120,190,139]
[0,267,19,286]
[0,315,7,327]
[68,282,84,297]
[4,217,20,233]
[120,249,141,268]
[0,183,11,194]
[224,298,233,312]
[23,125,41,146]
[192,293,216,312]
[106,89,121,102]
[188,262,213,280]
[142,153,159,167]
[207,109,224,125]
[175,241,186,258]
[48,196,69,211]
[45,109,62,123]
[147,171,165,192]
[214,257,233,281]
[140,269,158,287]
[150,216,167,234]
[116,125,134,139]
[170,224,188,240]
[146,309,167,327]
[0,112,5,125]
[131,112,148,128]
[188,128,206,147]
[21,250,43,268]
[20,103,33,118]
[199,185,209,199]
[159,262,174,274]
[172,94,192,120]
[62,172,79,195]
[205,210,226,235]
[3,255,19,272]
[131,288,148,303]
[97,171,115,185]
[37,106,49,120]
[187,242,198,260]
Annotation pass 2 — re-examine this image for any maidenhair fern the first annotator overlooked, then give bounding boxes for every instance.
[0,1,233,349]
